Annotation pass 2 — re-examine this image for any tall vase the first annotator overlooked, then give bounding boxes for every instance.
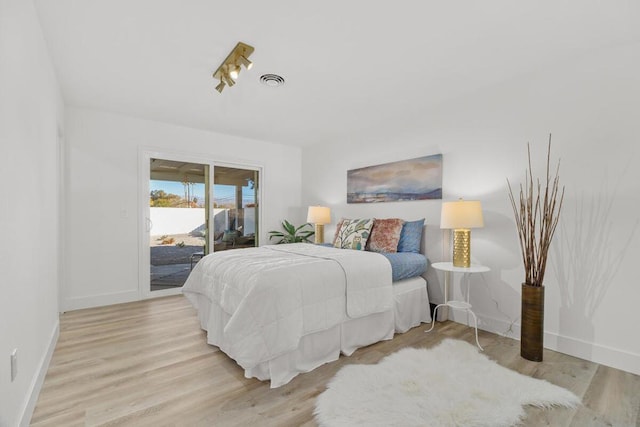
[521,283,544,361]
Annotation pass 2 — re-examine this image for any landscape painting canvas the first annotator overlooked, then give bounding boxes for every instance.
[347,154,442,203]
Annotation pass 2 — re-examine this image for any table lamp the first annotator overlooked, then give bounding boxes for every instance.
[307,206,331,244]
[440,199,484,267]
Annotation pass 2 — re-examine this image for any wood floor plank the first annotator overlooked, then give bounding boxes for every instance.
[568,364,640,427]
[31,295,640,426]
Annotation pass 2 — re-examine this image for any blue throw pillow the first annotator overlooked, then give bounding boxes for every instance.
[397,219,425,253]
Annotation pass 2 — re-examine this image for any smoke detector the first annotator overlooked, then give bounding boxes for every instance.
[260,74,285,87]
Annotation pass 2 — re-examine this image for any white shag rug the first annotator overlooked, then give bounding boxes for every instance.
[315,339,580,427]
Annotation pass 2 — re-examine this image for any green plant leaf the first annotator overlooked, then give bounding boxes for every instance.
[283,220,296,235]
[296,222,312,232]
[268,220,315,244]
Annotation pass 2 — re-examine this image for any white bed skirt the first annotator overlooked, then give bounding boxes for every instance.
[185,276,431,388]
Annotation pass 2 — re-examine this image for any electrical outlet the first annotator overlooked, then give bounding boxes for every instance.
[10,349,17,382]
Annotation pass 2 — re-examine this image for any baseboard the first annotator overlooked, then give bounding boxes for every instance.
[20,320,59,427]
[544,331,640,376]
[448,312,640,376]
[63,289,139,311]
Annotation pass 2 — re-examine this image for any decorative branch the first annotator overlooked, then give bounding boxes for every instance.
[507,135,565,287]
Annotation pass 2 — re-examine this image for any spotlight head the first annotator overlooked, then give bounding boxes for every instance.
[215,81,225,93]
[222,72,235,86]
[229,64,240,80]
[238,55,253,70]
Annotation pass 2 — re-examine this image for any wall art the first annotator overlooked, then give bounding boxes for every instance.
[347,154,442,203]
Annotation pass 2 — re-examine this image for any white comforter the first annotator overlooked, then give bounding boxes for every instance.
[182,243,392,369]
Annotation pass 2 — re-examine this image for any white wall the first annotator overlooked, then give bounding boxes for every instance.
[302,41,640,375]
[0,0,63,425]
[148,207,256,237]
[63,107,301,311]
[149,207,205,236]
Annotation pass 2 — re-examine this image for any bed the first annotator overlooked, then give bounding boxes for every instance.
[183,229,431,388]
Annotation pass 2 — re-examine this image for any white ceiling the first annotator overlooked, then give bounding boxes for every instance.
[34,1,639,147]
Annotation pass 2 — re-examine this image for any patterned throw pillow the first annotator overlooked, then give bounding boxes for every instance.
[333,218,374,250]
[397,218,425,253]
[366,218,405,253]
[332,218,346,245]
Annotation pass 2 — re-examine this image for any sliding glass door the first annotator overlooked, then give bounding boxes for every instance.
[140,152,261,298]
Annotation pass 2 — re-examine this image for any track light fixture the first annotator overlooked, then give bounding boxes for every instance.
[212,42,254,93]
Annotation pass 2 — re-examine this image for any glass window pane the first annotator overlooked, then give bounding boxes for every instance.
[213,166,259,251]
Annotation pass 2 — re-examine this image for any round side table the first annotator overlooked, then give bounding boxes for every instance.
[426,261,490,350]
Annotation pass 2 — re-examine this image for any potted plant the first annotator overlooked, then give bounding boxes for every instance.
[507,136,565,361]
[268,220,315,244]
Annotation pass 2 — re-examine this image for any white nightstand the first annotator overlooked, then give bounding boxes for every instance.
[426,261,490,350]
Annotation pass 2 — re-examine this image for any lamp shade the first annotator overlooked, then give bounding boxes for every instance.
[440,200,484,229]
[307,206,331,224]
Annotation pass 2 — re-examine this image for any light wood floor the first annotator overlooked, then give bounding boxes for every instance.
[32,295,640,427]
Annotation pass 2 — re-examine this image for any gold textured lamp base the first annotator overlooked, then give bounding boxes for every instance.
[452,229,471,267]
[314,224,325,244]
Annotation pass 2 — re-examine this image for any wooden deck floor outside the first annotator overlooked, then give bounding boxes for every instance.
[32,295,640,426]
